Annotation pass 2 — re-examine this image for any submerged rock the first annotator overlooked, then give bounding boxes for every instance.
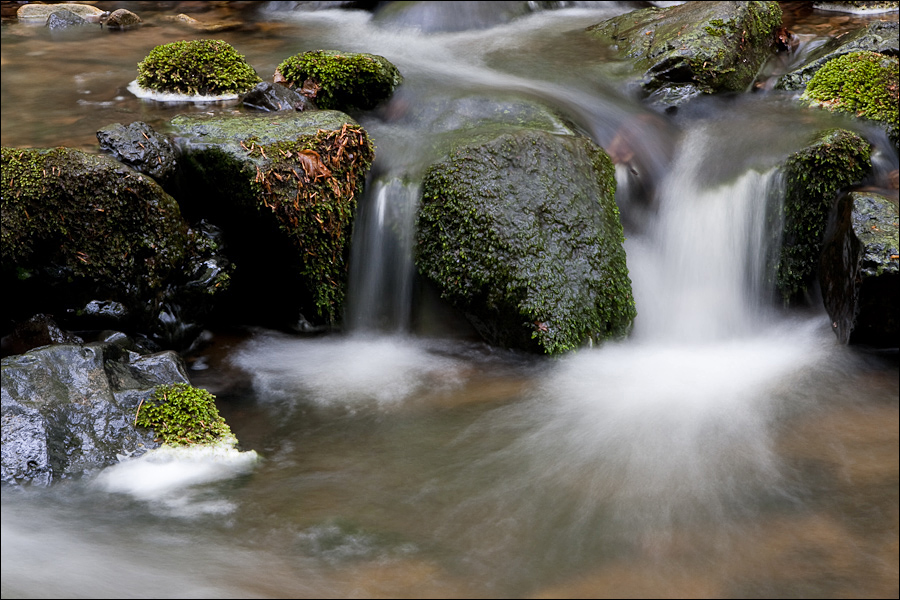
[587,1,783,110]
[416,109,635,355]
[820,191,899,347]
[776,129,873,304]
[1,337,189,486]
[168,112,374,327]
[275,50,403,112]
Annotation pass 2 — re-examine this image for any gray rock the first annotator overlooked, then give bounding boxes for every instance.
[241,81,315,112]
[96,121,177,184]
[104,8,142,31]
[1,339,191,486]
[45,9,89,29]
[820,191,899,347]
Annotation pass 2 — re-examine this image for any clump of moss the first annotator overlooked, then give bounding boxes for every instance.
[275,50,403,112]
[801,51,899,147]
[136,39,261,96]
[135,383,233,446]
[777,129,872,303]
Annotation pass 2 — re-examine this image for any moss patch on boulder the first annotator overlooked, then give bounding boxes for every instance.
[136,39,261,96]
[776,129,872,303]
[135,383,233,446]
[800,50,899,150]
[275,50,403,112]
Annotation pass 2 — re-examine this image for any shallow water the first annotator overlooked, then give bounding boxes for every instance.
[2,3,898,598]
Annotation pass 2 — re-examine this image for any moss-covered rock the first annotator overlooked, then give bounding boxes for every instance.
[275,50,403,112]
[820,191,899,347]
[416,126,635,355]
[587,1,782,109]
[776,129,873,303]
[168,112,374,326]
[800,51,899,151]
[136,39,262,96]
[775,21,898,91]
[135,383,234,447]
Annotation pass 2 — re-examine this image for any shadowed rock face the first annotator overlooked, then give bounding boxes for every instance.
[587,1,783,109]
[416,124,635,355]
[820,191,899,347]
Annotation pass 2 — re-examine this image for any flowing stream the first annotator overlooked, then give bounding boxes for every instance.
[2,3,898,598]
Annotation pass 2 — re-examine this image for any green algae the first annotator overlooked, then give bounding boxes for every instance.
[275,50,403,112]
[136,39,261,96]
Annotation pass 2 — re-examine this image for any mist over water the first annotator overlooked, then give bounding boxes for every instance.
[2,3,897,598]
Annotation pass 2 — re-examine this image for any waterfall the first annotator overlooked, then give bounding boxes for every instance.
[626,126,784,342]
[345,177,421,333]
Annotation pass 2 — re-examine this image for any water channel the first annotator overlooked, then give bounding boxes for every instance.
[2,2,898,598]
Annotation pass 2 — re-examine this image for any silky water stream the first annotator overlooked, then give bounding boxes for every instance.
[2,4,898,598]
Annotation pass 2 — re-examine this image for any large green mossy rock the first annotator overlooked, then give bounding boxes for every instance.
[820,191,899,347]
[775,21,898,91]
[1,147,224,342]
[275,50,403,113]
[168,112,374,326]
[587,1,782,108]
[776,129,872,304]
[416,127,635,355]
[800,51,899,151]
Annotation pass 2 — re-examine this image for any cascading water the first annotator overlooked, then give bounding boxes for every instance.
[2,3,897,599]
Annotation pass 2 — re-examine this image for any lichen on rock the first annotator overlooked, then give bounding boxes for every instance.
[136,39,262,97]
[275,49,403,112]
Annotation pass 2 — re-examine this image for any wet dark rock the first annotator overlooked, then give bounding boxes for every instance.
[820,191,899,347]
[96,121,178,185]
[415,106,635,355]
[776,129,873,304]
[45,9,89,29]
[1,314,83,358]
[587,1,783,110]
[103,8,142,31]
[241,81,315,112]
[775,21,899,91]
[1,338,191,487]
[168,112,374,328]
[1,147,231,348]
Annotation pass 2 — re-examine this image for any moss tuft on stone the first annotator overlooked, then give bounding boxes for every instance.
[136,39,261,96]
[800,50,899,149]
[275,50,403,112]
[135,383,233,446]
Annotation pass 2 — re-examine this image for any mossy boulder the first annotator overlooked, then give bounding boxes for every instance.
[136,39,262,97]
[775,20,898,91]
[776,129,873,303]
[416,124,635,355]
[800,51,899,151]
[587,1,782,109]
[275,50,403,112]
[168,112,374,327]
[1,147,229,345]
[1,336,190,486]
[820,191,899,347]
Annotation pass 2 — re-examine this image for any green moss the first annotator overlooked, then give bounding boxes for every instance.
[135,383,233,446]
[136,39,261,96]
[275,50,403,112]
[801,51,899,147]
[777,129,872,303]
[1,146,188,297]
